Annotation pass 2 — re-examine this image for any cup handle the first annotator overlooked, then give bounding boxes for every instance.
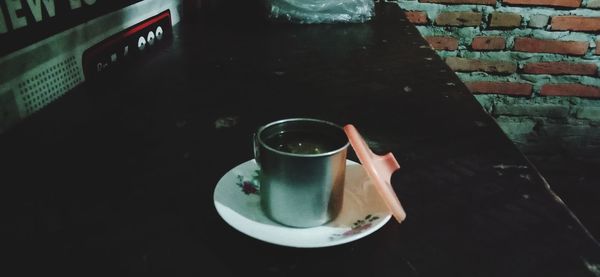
[253,132,261,168]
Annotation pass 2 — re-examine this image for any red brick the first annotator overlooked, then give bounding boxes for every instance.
[425,36,459,50]
[445,57,517,74]
[523,62,597,75]
[472,36,506,50]
[466,81,533,96]
[420,0,496,4]
[550,16,600,32]
[513,38,589,56]
[503,0,581,8]
[489,12,522,28]
[404,11,428,24]
[435,12,482,26]
[541,84,600,98]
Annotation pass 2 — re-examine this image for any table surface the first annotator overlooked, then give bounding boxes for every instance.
[2,3,600,276]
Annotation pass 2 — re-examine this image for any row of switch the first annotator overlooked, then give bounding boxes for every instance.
[96,25,165,73]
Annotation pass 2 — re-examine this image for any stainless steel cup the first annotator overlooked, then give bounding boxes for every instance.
[254,118,349,228]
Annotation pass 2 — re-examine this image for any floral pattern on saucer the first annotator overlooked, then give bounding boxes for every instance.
[236,169,261,195]
[329,214,381,241]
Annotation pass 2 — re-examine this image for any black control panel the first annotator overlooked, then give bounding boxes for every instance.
[82,10,172,79]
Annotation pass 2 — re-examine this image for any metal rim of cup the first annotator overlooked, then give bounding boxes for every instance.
[256,118,350,158]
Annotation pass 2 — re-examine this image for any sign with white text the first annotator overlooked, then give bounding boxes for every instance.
[0,0,142,56]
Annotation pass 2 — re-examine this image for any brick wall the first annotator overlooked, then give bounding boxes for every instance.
[397,0,600,161]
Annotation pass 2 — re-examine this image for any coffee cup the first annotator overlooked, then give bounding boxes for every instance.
[254,118,349,228]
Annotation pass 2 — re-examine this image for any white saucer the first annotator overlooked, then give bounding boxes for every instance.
[213,159,391,248]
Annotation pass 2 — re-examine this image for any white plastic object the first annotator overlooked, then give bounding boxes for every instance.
[266,0,375,24]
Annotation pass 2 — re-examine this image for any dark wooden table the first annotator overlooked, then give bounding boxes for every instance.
[2,3,599,276]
